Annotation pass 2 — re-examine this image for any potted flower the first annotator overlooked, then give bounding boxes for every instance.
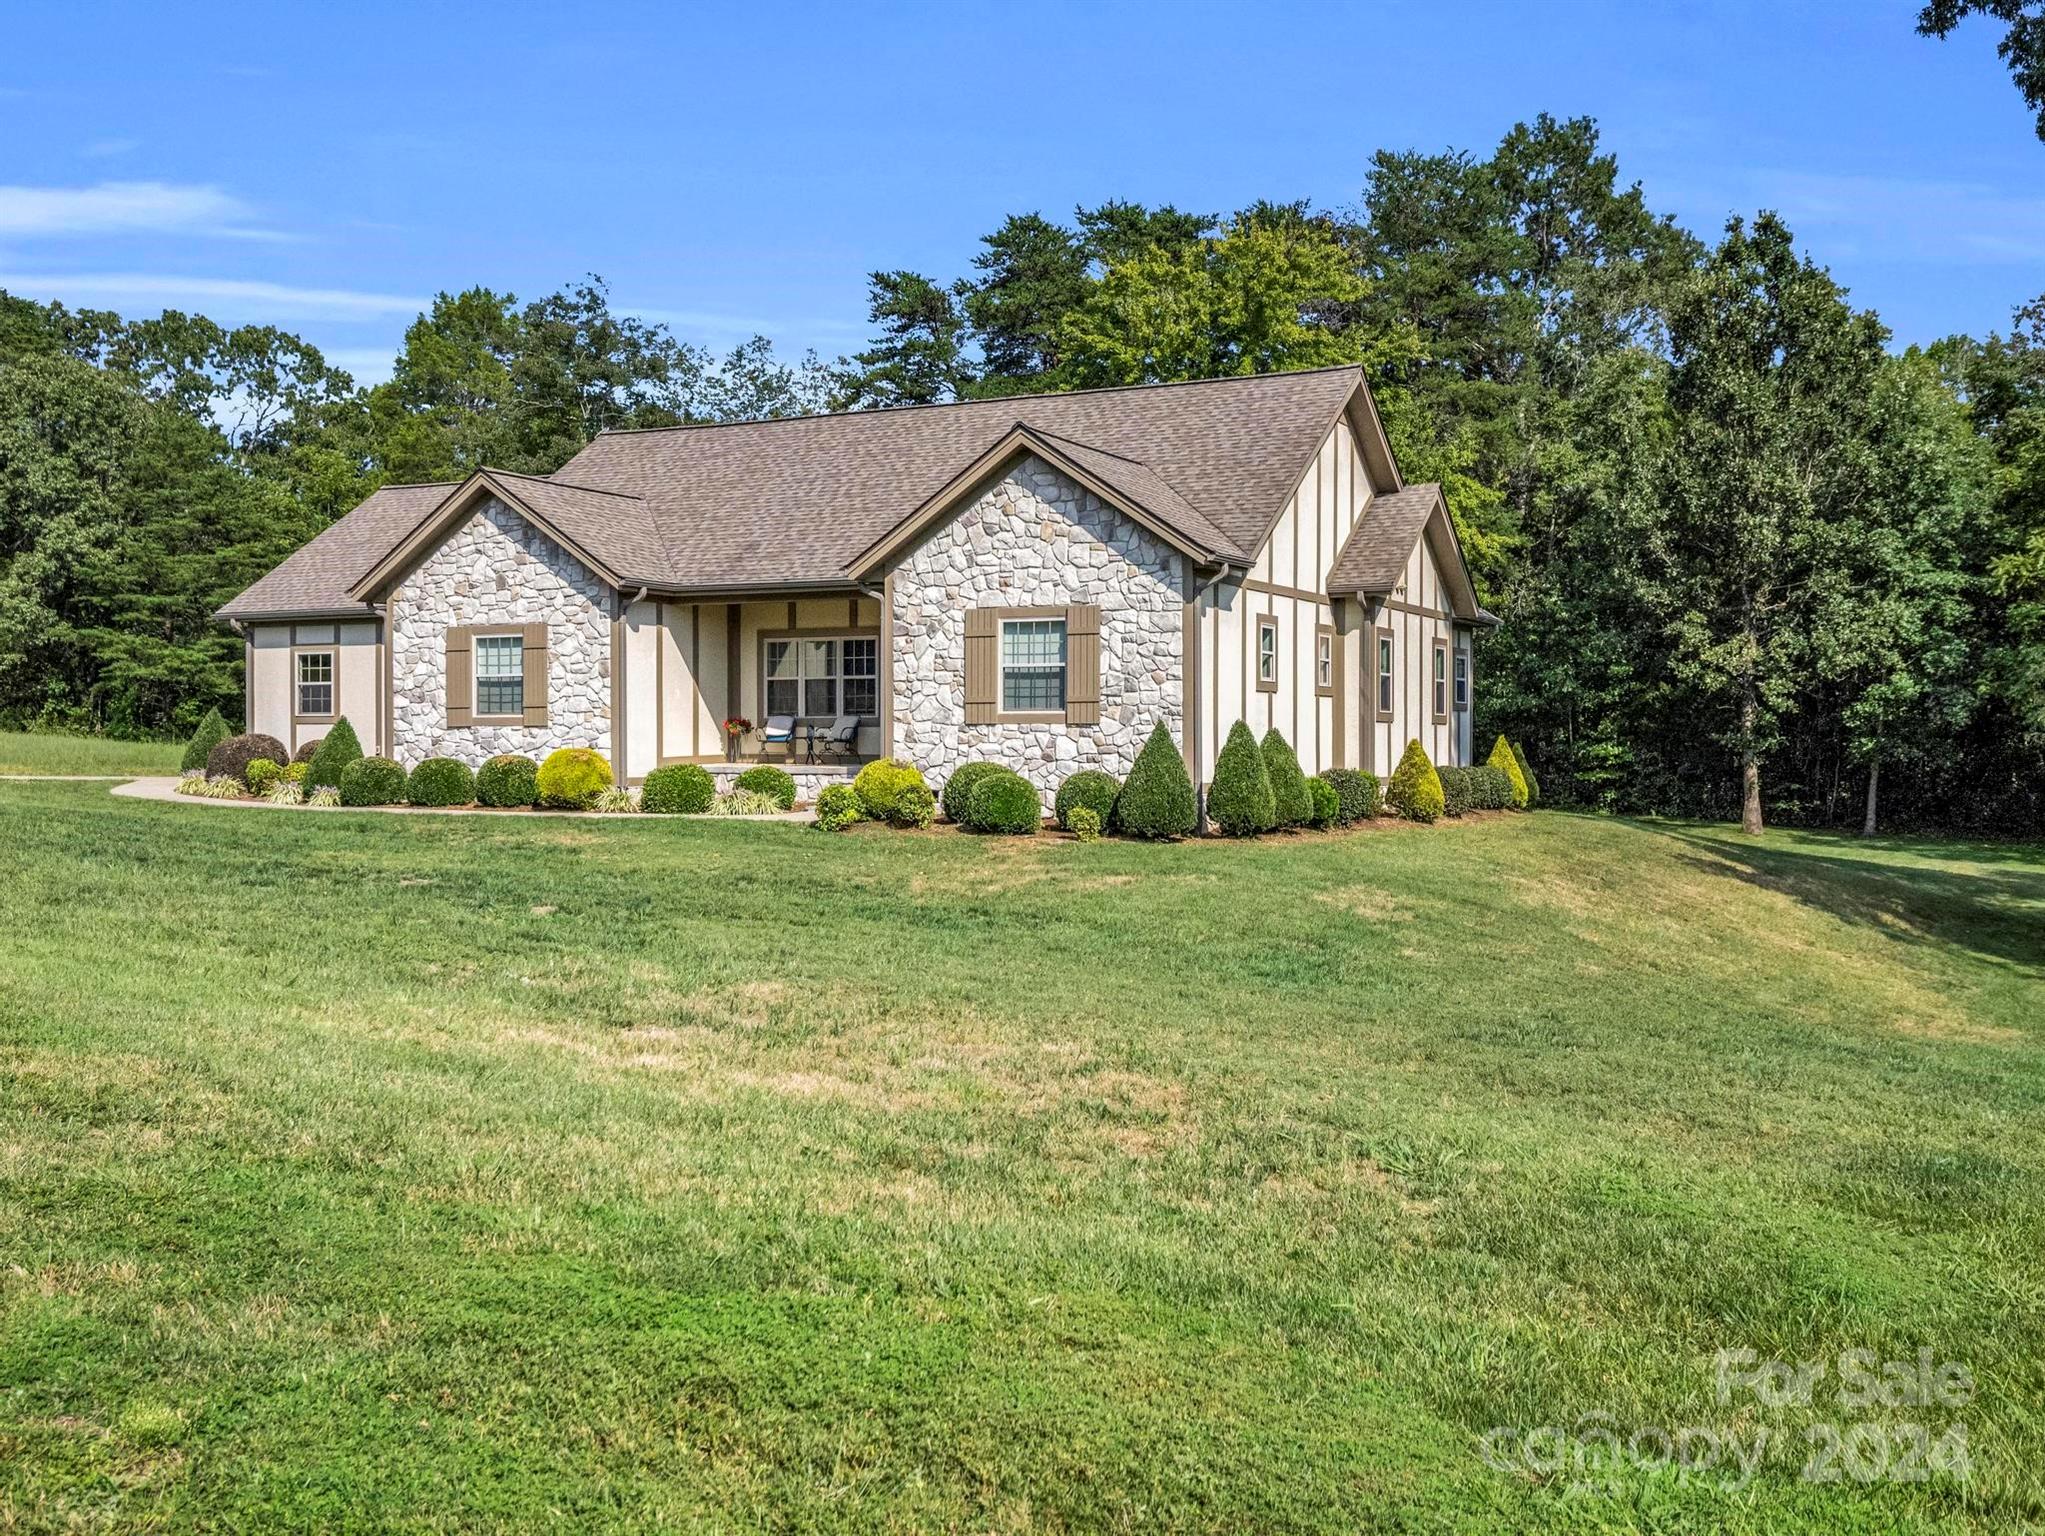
[722,716,753,762]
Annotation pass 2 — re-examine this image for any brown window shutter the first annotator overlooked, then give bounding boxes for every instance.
[963,608,998,725]
[445,626,472,727]
[1065,603,1100,726]
[521,622,549,727]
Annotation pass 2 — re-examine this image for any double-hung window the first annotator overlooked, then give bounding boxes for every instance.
[474,634,525,719]
[1316,629,1334,695]
[1000,618,1066,713]
[764,635,880,719]
[1454,651,1469,712]
[1256,618,1279,692]
[1433,640,1449,721]
[1376,631,1395,717]
[295,650,334,718]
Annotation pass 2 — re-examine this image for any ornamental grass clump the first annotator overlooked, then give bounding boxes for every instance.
[1054,769,1120,832]
[1112,722,1198,839]
[641,762,715,814]
[338,755,406,807]
[406,757,476,808]
[706,788,785,816]
[1318,768,1380,824]
[853,758,931,827]
[591,785,638,814]
[733,765,797,811]
[1209,721,1276,837]
[180,708,231,774]
[265,779,304,806]
[476,754,539,808]
[536,748,613,810]
[1386,738,1444,823]
[1488,734,1530,810]
[941,762,1008,824]
[207,732,288,788]
[965,769,1041,835]
[304,717,362,792]
[1259,728,1312,829]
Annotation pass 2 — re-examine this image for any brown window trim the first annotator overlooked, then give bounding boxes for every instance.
[1374,626,1395,722]
[290,644,338,726]
[1255,614,1279,695]
[758,626,883,725]
[468,625,530,726]
[1315,624,1336,699]
[1432,636,1450,724]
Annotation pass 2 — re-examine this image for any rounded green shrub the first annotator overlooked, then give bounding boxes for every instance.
[1487,734,1529,810]
[1438,765,1474,817]
[1318,768,1380,824]
[1054,769,1120,832]
[407,756,476,807]
[853,758,931,826]
[536,748,614,810]
[1308,775,1340,828]
[940,761,1008,824]
[1259,728,1312,829]
[641,762,715,814]
[733,764,797,811]
[965,769,1041,835]
[1386,739,1444,823]
[293,736,323,764]
[244,758,284,795]
[207,732,288,787]
[476,754,539,808]
[304,716,362,791]
[1209,720,1276,836]
[1467,764,1513,810]
[1068,806,1103,842]
[896,782,936,830]
[282,761,309,785]
[1512,740,1541,807]
[180,708,232,773]
[338,755,406,807]
[1113,721,1198,839]
[814,782,865,831]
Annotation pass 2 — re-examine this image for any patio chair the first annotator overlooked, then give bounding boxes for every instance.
[760,715,796,761]
[818,716,861,761]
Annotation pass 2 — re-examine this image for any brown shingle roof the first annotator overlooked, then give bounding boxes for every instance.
[1326,483,1443,595]
[216,482,451,618]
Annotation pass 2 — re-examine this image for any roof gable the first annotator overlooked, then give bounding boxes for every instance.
[1327,482,1491,624]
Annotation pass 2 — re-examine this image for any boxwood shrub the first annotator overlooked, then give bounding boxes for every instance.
[853,758,930,826]
[207,732,289,787]
[1318,768,1380,824]
[965,768,1041,834]
[407,756,476,807]
[339,755,406,807]
[1386,739,1444,823]
[293,736,323,764]
[814,783,865,831]
[1259,728,1312,829]
[1487,734,1529,810]
[940,761,1008,825]
[1113,721,1198,839]
[476,754,539,808]
[641,762,715,814]
[180,708,231,774]
[1468,764,1513,810]
[733,764,797,811]
[1438,765,1476,817]
[536,747,614,810]
[1053,769,1120,832]
[1068,806,1103,842]
[1209,720,1276,836]
[304,717,362,791]
[896,781,937,829]
[1308,775,1340,828]
[244,758,284,795]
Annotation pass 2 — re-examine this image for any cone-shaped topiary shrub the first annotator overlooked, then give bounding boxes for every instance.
[1113,721,1198,839]
[1386,738,1444,823]
[1308,776,1339,828]
[181,708,231,773]
[207,732,288,787]
[1512,740,1540,807]
[641,762,715,814]
[1488,734,1529,810]
[965,768,1041,834]
[733,765,797,811]
[1318,768,1380,824]
[940,762,1006,824]
[1209,720,1276,836]
[537,747,613,809]
[1259,728,1312,829]
[304,716,362,791]
[407,756,476,807]
[339,755,406,807]
[476,754,538,807]
[852,758,930,826]
[1054,769,1120,832]
[813,782,864,830]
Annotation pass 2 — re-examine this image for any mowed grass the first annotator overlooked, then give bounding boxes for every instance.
[1,782,2041,1533]
[0,729,181,777]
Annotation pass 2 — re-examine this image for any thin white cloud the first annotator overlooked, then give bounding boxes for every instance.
[0,272,427,320]
[0,180,279,239]
[79,138,141,159]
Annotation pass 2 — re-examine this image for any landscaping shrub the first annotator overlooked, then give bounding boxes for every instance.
[813,782,865,831]
[1467,764,1513,811]
[1488,734,1529,810]
[1386,738,1444,823]
[1054,769,1120,832]
[641,762,716,814]
[476,754,539,808]
[1113,721,1198,839]
[1209,720,1276,836]
[706,788,785,816]
[306,786,341,808]
[853,758,931,826]
[283,761,308,785]
[1308,776,1340,828]
[1438,766,1472,817]
[733,764,797,810]
[1512,740,1541,807]
[940,761,1008,824]
[176,774,244,799]
[1259,728,1312,829]
[1068,806,1103,842]
[591,786,638,813]
[338,755,406,807]
[1319,768,1380,824]
[965,768,1041,834]
[304,717,362,791]
[536,748,613,810]
[897,782,936,829]
[206,732,288,788]
[265,779,304,806]
[180,708,231,773]
[407,756,476,808]
[244,758,284,795]
[293,737,323,764]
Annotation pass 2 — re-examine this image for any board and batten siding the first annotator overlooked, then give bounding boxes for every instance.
[245,619,383,759]
[1362,524,1468,779]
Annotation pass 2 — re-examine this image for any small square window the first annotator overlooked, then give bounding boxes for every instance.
[295,650,334,718]
[475,634,524,718]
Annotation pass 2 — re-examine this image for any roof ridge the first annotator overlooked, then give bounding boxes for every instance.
[483,467,645,501]
[1020,423,1152,468]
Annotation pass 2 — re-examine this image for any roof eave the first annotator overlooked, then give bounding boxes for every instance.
[346,471,629,601]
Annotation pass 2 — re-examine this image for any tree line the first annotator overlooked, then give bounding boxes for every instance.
[2,115,2040,833]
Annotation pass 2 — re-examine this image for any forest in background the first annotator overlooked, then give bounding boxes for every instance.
[3,116,2042,834]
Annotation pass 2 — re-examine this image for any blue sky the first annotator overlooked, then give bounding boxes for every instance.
[3,0,2039,386]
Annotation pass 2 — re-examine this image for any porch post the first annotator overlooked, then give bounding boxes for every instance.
[879,570,895,759]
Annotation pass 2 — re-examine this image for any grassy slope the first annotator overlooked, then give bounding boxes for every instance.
[0,730,181,777]
[0,782,2039,1532]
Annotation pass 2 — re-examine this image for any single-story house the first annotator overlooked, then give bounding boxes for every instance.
[217,364,1495,804]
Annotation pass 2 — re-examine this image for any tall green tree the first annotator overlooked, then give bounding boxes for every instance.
[510,276,703,468]
[1918,1,2045,139]
[832,271,975,408]
[962,213,1091,392]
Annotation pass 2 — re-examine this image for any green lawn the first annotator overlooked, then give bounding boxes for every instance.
[0,728,182,777]
[1,782,2040,1532]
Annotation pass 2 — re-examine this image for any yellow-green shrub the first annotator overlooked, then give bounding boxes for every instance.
[537,748,614,809]
[1488,734,1529,810]
[1386,738,1444,823]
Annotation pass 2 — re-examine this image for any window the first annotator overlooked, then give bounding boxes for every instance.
[1256,617,1279,693]
[1454,651,1469,712]
[764,634,879,720]
[1001,617,1066,713]
[843,637,878,717]
[1376,630,1394,718]
[295,650,334,718]
[475,634,524,718]
[1315,629,1334,696]
[1433,640,1449,721]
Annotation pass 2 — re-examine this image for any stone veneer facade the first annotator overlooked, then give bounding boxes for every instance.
[391,497,612,767]
[891,456,1186,802]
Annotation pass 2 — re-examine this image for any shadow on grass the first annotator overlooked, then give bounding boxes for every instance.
[1654,821,2045,980]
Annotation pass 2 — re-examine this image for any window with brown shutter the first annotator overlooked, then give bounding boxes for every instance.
[963,608,999,724]
[963,604,1101,726]
[445,627,472,727]
[521,622,549,727]
[1064,604,1100,726]
[446,623,548,728]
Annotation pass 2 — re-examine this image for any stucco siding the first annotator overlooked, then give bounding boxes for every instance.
[248,626,292,746]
